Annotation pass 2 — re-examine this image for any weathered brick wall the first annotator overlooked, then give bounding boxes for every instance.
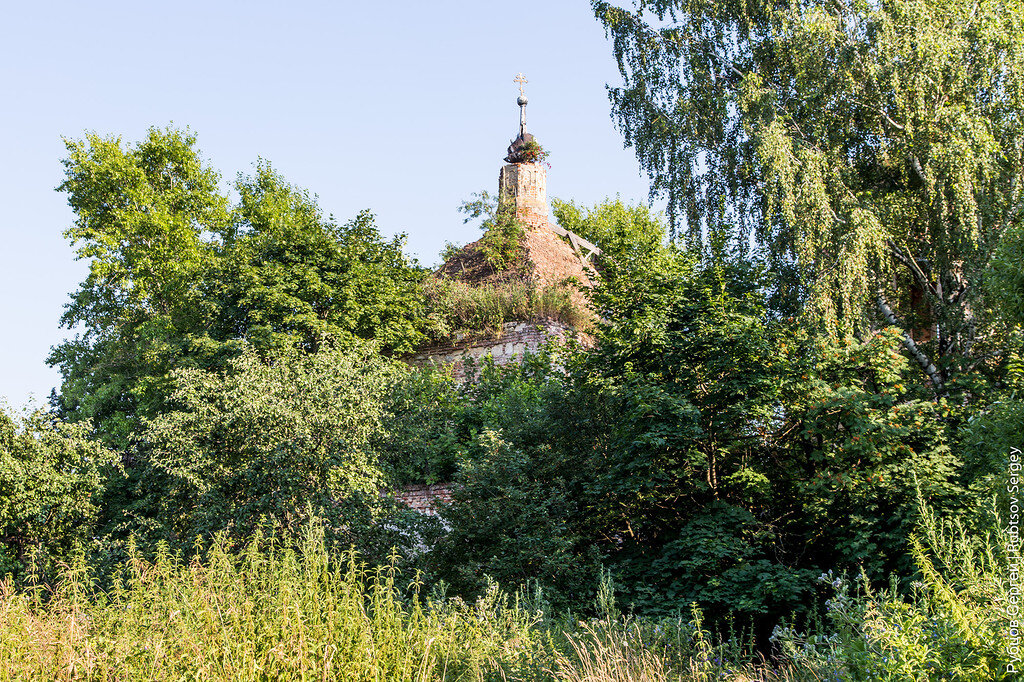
[499,162,548,227]
[407,320,574,380]
[394,483,452,516]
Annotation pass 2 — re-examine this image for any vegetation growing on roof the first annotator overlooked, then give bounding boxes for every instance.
[504,133,550,165]
[457,190,527,272]
[426,191,595,343]
[516,138,548,164]
[423,277,589,343]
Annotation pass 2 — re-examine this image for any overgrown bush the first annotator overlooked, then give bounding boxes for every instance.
[138,341,405,555]
[958,350,1024,522]
[772,494,1018,680]
[380,353,604,611]
[378,367,466,486]
[0,407,115,581]
[432,422,602,612]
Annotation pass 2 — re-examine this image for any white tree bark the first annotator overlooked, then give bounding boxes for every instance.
[876,294,946,398]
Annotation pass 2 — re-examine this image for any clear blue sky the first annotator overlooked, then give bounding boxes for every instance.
[0,0,654,408]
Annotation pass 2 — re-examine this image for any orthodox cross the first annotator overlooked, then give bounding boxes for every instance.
[514,72,528,98]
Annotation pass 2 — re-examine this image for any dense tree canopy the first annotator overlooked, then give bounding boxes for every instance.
[366,200,973,628]
[579,231,961,620]
[50,128,428,445]
[206,163,427,355]
[50,128,229,445]
[594,0,1024,391]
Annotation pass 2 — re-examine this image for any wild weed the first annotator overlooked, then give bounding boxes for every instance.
[771,494,1017,681]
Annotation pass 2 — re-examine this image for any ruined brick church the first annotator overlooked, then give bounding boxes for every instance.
[397,76,600,514]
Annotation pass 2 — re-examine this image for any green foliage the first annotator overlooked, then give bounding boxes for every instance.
[989,219,1024,327]
[0,407,115,579]
[575,235,962,620]
[396,251,820,620]
[433,419,601,612]
[517,139,549,164]
[957,349,1024,517]
[582,251,821,619]
[773,498,1018,680]
[382,353,604,611]
[391,209,969,626]
[0,504,1007,680]
[50,128,428,449]
[207,163,428,355]
[28,120,1012,674]
[50,126,229,446]
[0,522,552,680]
[0,516,835,681]
[378,369,466,485]
[459,190,527,271]
[779,329,963,579]
[48,128,429,553]
[423,278,588,343]
[142,342,400,548]
[594,0,1024,386]
[57,127,227,315]
[551,197,666,268]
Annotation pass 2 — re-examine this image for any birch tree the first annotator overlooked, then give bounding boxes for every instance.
[594,0,1024,392]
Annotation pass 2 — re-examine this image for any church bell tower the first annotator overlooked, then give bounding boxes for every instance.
[498,73,549,228]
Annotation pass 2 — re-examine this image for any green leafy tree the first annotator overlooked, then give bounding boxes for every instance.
[956,350,1024,522]
[551,197,667,270]
[49,127,229,445]
[582,249,821,620]
[575,222,961,623]
[49,127,430,549]
[0,407,115,578]
[51,129,428,443]
[425,356,604,611]
[142,342,400,547]
[377,368,468,486]
[376,350,606,610]
[206,163,427,356]
[594,0,1024,391]
[988,220,1024,327]
[777,329,963,578]
[389,210,966,625]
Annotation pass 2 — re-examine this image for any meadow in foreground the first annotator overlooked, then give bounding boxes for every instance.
[0,499,1012,681]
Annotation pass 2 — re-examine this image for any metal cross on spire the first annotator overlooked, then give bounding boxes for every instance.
[514,73,529,135]
[515,72,528,97]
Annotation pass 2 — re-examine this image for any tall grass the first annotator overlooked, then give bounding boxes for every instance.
[0,524,798,681]
[0,524,549,681]
[424,278,590,343]
[0,496,1012,680]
